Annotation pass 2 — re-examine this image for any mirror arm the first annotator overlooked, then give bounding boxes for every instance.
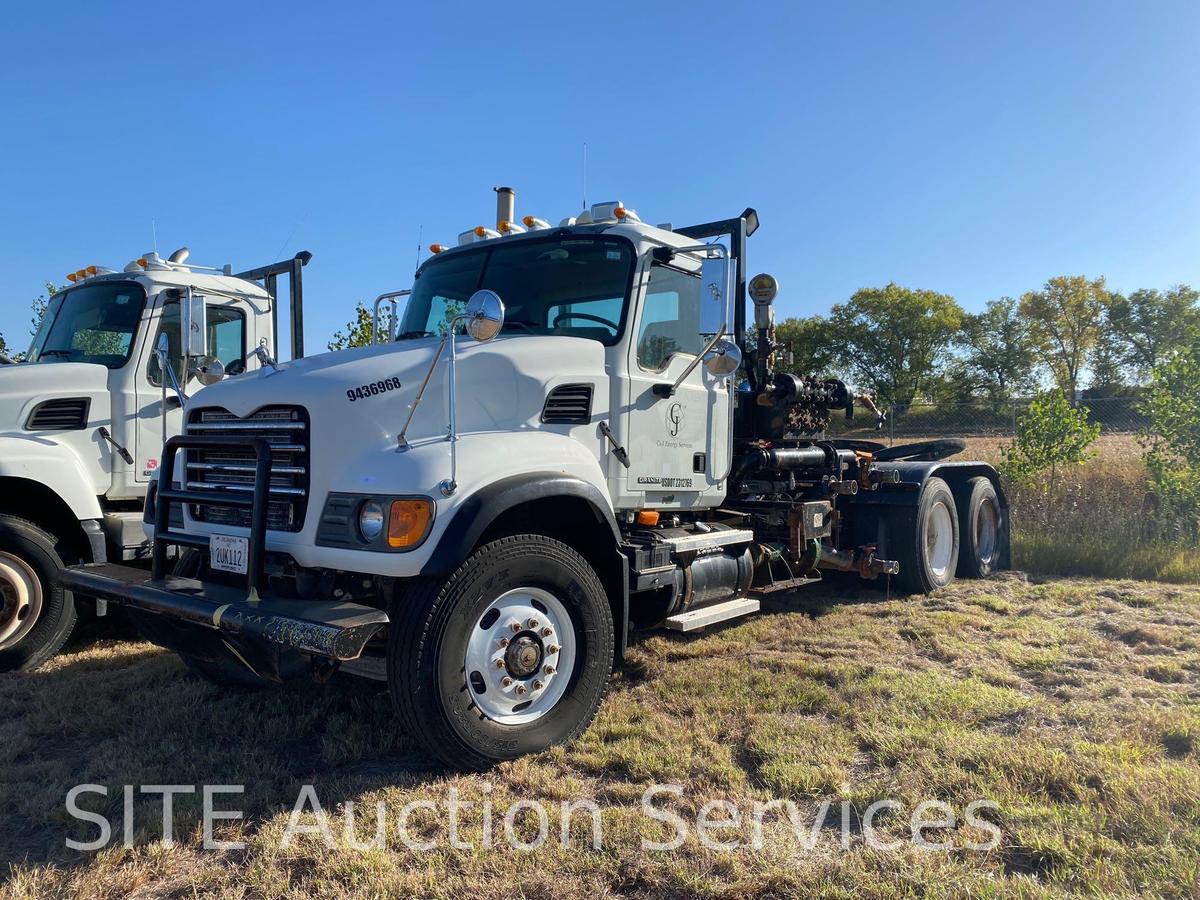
[372,290,412,344]
[652,326,727,398]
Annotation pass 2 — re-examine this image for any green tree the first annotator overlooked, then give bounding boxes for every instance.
[327,302,380,351]
[1085,336,1128,397]
[1105,285,1200,379]
[958,297,1038,409]
[999,390,1100,484]
[827,283,963,405]
[1019,275,1108,399]
[774,315,839,377]
[1141,333,1200,537]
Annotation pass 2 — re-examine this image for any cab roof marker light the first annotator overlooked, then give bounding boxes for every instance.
[523,215,551,230]
[473,225,501,240]
[429,243,448,254]
[86,265,98,275]
[497,220,526,235]
[66,272,79,282]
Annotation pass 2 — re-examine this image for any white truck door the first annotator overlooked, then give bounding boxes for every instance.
[133,298,249,483]
[622,260,731,507]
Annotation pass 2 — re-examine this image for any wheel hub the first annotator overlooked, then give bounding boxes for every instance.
[505,633,544,677]
[464,587,577,726]
[0,551,43,651]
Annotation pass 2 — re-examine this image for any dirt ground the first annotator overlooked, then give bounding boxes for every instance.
[2,573,1198,899]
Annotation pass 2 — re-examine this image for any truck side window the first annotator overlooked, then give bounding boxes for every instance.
[148,302,247,385]
[636,264,705,371]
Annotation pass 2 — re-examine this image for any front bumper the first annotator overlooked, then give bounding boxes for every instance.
[60,563,388,661]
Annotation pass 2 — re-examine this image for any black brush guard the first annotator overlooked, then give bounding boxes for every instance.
[61,434,388,663]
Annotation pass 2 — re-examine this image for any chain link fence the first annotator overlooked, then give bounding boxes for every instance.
[825,395,1148,446]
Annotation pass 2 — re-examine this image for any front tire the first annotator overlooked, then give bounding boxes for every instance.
[890,477,960,595]
[389,534,614,771]
[0,516,77,672]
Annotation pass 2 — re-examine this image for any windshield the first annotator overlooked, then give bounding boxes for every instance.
[398,236,634,343]
[27,281,147,368]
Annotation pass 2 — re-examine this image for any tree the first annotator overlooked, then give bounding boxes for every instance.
[1019,275,1108,399]
[773,315,839,378]
[1085,337,1128,397]
[1140,332,1200,538]
[3,282,57,362]
[1105,285,1200,380]
[957,297,1038,409]
[327,302,380,351]
[827,283,963,405]
[999,390,1100,485]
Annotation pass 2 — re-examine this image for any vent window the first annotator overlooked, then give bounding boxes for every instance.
[26,398,91,431]
[541,384,594,424]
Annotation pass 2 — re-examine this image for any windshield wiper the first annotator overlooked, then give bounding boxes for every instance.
[38,349,74,359]
[397,330,434,340]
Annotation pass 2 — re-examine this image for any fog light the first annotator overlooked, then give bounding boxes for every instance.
[358,500,386,541]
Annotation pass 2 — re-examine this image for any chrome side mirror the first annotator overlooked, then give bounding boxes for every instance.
[191,356,225,386]
[464,290,505,342]
[698,255,730,336]
[703,339,742,377]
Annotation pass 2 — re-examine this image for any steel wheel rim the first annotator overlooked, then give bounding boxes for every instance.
[463,586,577,726]
[0,552,43,651]
[976,497,998,565]
[926,500,954,580]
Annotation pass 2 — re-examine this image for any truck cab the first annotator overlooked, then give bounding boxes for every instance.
[64,197,1008,770]
[0,249,309,670]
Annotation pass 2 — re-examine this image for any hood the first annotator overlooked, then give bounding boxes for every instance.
[0,362,111,435]
[184,335,608,446]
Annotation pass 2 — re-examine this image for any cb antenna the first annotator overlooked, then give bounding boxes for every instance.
[582,142,588,211]
[414,224,423,275]
[151,219,158,255]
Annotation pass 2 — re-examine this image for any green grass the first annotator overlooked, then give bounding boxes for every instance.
[2,574,1200,898]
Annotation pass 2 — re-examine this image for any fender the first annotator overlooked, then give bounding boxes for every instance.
[847,460,1008,510]
[421,471,622,572]
[0,436,104,522]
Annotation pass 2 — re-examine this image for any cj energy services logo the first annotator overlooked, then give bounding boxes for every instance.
[666,401,683,437]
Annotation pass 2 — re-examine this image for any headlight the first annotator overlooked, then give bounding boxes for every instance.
[358,500,386,541]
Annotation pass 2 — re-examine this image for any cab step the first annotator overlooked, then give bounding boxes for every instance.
[664,596,760,632]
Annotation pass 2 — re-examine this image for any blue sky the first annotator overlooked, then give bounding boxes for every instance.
[1,1,1197,353]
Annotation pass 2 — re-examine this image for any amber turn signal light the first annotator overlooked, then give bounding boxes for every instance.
[388,499,433,548]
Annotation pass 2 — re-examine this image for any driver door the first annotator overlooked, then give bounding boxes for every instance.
[133,299,247,483]
[622,260,731,506]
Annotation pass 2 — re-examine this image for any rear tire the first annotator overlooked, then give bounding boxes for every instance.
[956,477,1002,579]
[890,477,960,595]
[0,515,77,672]
[389,534,614,771]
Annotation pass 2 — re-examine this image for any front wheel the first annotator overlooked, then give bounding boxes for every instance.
[0,516,77,672]
[389,534,614,771]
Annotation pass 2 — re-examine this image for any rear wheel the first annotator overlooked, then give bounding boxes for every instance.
[0,516,77,672]
[890,477,960,595]
[389,534,614,771]
[956,477,1002,578]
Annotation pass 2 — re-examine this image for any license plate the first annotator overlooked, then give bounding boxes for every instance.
[210,534,249,575]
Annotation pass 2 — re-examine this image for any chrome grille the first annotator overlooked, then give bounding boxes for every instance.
[185,406,309,532]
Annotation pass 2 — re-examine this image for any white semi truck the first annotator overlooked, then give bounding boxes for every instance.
[0,249,310,670]
[64,192,1008,770]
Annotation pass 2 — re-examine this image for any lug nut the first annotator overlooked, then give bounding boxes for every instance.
[495,658,507,669]
[528,618,539,629]
[541,626,552,637]
[543,664,555,675]
[533,681,544,690]
[498,637,509,648]
[547,644,560,655]
[501,677,513,687]
[516,684,527,695]
[511,621,522,633]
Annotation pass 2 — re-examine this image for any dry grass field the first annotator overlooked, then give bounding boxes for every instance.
[3,571,1199,899]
